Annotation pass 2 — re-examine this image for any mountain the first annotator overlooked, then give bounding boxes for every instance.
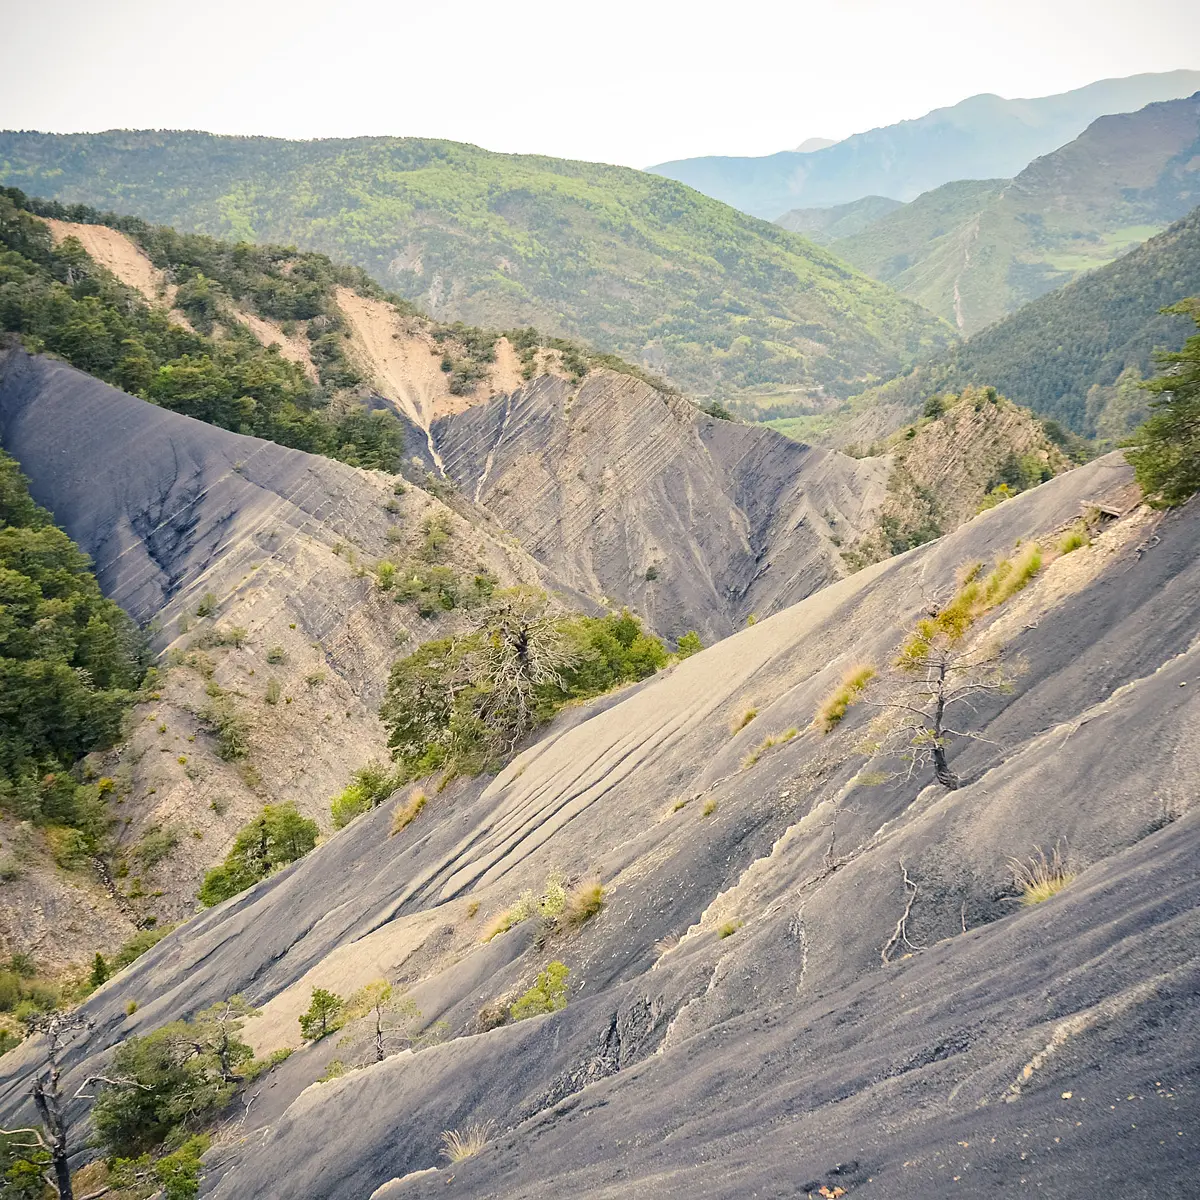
[775,195,905,244]
[648,70,1200,219]
[827,93,1200,333]
[793,137,838,153]
[0,136,954,401]
[822,204,1200,445]
[7,446,1200,1200]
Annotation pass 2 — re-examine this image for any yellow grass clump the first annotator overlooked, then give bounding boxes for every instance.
[389,790,427,836]
[815,664,876,732]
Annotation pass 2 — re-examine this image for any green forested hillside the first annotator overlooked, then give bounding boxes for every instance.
[837,205,1200,439]
[0,132,954,398]
[825,93,1200,333]
[775,196,905,245]
[0,451,144,834]
[0,187,405,469]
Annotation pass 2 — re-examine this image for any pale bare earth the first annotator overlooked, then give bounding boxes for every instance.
[231,310,319,382]
[44,218,196,331]
[335,287,528,431]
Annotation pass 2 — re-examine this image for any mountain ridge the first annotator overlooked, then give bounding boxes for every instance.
[649,70,1200,219]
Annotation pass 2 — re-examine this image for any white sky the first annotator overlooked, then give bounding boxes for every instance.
[2,0,1198,167]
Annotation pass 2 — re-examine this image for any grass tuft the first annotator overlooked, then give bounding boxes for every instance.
[441,1119,497,1163]
[1010,843,1075,905]
[816,664,876,732]
[701,798,718,817]
[731,707,758,733]
[1057,525,1090,555]
[717,920,742,939]
[562,878,605,928]
[741,727,799,768]
[389,789,427,836]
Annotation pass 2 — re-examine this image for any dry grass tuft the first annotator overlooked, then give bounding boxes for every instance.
[717,920,742,939]
[701,798,718,817]
[441,1119,497,1163]
[1010,843,1075,905]
[741,727,799,768]
[562,878,605,928]
[389,790,427,836]
[731,707,758,733]
[815,664,876,732]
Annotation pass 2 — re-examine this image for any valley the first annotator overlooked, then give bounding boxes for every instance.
[1,51,1200,1200]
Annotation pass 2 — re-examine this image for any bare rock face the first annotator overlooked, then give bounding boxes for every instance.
[434,370,889,641]
[6,450,1200,1200]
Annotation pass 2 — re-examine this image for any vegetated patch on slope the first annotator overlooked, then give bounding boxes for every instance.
[840,386,1070,569]
[823,93,1200,334]
[0,132,955,398]
[817,205,1200,447]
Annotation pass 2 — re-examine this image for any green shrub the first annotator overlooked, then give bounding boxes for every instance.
[331,762,402,829]
[510,962,570,1021]
[675,631,703,658]
[265,645,287,665]
[264,677,281,705]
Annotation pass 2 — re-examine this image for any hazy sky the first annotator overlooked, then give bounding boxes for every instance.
[2,0,1198,166]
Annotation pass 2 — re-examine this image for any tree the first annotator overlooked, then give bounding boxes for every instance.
[0,1011,137,1200]
[1125,298,1200,506]
[89,953,109,989]
[342,981,421,1063]
[675,631,703,659]
[298,988,344,1042]
[198,802,318,906]
[866,605,1014,791]
[91,997,257,1159]
[467,588,579,751]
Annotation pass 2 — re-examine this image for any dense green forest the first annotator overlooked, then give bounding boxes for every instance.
[0,452,144,837]
[0,131,955,398]
[843,205,1200,438]
[0,187,405,470]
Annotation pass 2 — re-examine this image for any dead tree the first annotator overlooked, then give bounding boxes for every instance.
[0,1012,89,1200]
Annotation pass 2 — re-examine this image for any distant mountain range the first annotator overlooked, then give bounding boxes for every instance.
[0,133,951,400]
[823,93,1200,333]
[649,70,1200,218]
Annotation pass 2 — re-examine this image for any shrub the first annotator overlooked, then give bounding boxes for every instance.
[389,790,427,836]
[675,631,703,658]
[561,879,604,929]
[133,824,180,870]
[1010,844,1075,905]
[376,561,397,591]
[816,664,876,732]
[195,592,219,617]
[441,1119,496,1164]
[510,962,570,1020]
[265,645,287,665]
[200,697,250,760]
[331,762,402,829]
[264,677,281,705]
[113,926,174,970]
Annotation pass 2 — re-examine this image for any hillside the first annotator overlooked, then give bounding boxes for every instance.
[0,137,954,401]
[775,194,905,244]
[823,205,1200,444]
[828,93,1200,332]
[648,70,1200,218]
[6,448,1199,1200]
